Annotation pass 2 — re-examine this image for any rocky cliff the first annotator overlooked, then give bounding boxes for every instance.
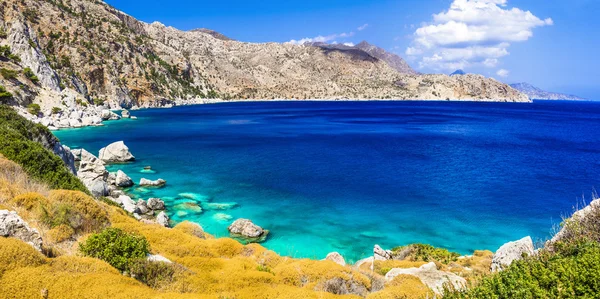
[0,0,529,113]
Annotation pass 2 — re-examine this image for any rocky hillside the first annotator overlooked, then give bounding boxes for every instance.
[0,0,529,113]
[354,41,418,75]
[510,83,585,101]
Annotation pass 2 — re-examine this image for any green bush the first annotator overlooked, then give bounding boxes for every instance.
[0,86,12,101]
[93,98,105,106]
[27,103,41,115]
[79,228,150,272]
[1,68,18,80]
[444,240,600,298]
[51,107,62,114]
[391,244,460,264]
[0,105,88,192]
[23,67,39,84]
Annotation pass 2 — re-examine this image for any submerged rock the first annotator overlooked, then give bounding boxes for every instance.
[213,213,233,222]
[325,252,346,266]
[385,262,466,295]
[115,170,134,187]
[99,141,135,163]
[139,178,166,187]
[228,219,267,242]
[491,236,535,272]
[0,210,43,251]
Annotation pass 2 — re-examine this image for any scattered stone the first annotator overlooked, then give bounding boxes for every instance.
[0,210,43,251]
[139,178,166,187]
[98,141,135,163]
[147,254,172,263]
[491,236,535,272]
[228,218,265,238]
[325,252,346,266]
[156,212,170,227]
[374,245,393,261]
[147,198,165,210]
[385,262,466,295]
[115,170,134,187]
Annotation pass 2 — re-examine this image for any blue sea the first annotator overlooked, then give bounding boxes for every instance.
[53,101,600,262]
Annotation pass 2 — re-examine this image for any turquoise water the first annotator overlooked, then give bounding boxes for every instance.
[54,101,600,262]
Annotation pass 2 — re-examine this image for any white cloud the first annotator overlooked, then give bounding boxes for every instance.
[496,69,510,77]
[406,0,552,71]
[287,31,355,45]
[343,42,355,47]
[357,24,369,31]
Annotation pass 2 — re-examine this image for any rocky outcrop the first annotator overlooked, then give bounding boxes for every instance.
[147,198,165,211]
[0,210,43,251]
[325,252,346,266]
[76,149,109,197]
[374,245,393,261]
[156,212,170,228]
[121,110,131,118]
[491,236,535,272]
[99,141,135,163]
[547,198,600,247]
[228,219,268,242]
[385,262,466,295]
[147,254,172,263]
[139,178,166,187]
[115,170,134,187]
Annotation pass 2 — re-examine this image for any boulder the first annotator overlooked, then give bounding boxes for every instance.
[139,178,166,187]
[98,141,135,163]
[100,109,111,120]
[374,245,393,261]
[121,110,130,118]
[147,254,172,263]
[491,236,535,272]
[325,252,346,266]
[228,219,265,238]
[156,212,170,227]
[134,200,152,216]
[147,198,165,210]
[76,149,109,197]
[0,210,43,251]
[117,195,136,213]
[115,170,134,187]
[385,262,466,295]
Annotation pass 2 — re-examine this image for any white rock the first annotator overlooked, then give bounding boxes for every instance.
[156,211,170,227]
[115,170,134,187]
[121,110,130,118]
[147,254,172,263]
[491,236,535,272]
[385,262,466,295]
[228,218,265,238]
[98,141,135,163]
[139,178,166,187]
[0,210,43,251]
[374,245,393,261]
[118,195,136,213]
[324,252,346,266]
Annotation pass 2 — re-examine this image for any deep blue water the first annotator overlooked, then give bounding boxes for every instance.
[53,101,600,262]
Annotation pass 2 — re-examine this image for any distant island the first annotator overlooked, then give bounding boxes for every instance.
[509,83,585,101]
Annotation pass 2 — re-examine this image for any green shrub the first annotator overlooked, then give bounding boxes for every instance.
[1,68,18,80]
[23,67,39,84]
[0,105,89,193]
[391,244,460,264]
[79,228,150,272]
[0,86,12,101]
[27,103,41,115]
[51,107,62,114]
[444,240,600,298]
[0,27,7,39]
[93,98,105,106]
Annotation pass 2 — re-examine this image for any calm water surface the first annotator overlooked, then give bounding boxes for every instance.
[54,100,600,262]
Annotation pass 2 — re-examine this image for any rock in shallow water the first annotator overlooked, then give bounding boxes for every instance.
[115,170,134,187]
[98,141,135,163]
[147,198,165,210]
[139,178,166,187]
[228,219,267,242]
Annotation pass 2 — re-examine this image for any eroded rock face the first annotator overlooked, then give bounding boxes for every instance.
[99,141,135,163]
[385,262,466,295]
[491,236,535,272]
[77,149,109,197]
[115,170,134,187]
[374,245,393,261]
[228,219,265,238]
[0,210,43,251]
[325,252,346,266]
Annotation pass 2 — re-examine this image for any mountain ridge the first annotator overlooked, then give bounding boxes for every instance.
[509,83,585,101]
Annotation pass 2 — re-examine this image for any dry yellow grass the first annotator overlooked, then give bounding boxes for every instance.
[0,157,49,203]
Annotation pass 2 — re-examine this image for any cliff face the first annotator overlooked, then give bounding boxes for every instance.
[0,0,530,110]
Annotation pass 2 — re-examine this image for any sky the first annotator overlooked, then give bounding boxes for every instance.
[106,0,599,99]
